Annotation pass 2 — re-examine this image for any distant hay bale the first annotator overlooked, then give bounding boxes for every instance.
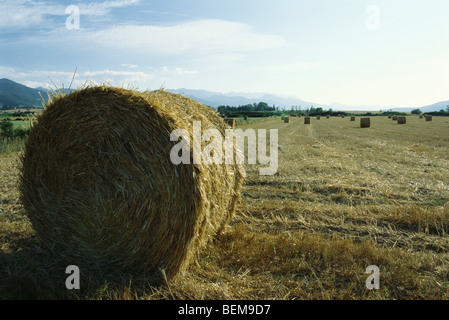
[425,115,432,121]
[326,115,330,119]
[360,117,371,128]
[350,116,355,121]
[388,116,392,119]
[316,115,321,120]
[397,116,406,124]
[224,118,236,128]
[20,85,246,279]
[284,117,290,123]
[304,116,311,124]
[419,115,423,119]
[392,116,398,120]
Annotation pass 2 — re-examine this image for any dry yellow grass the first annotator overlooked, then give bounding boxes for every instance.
[1,115,449,300]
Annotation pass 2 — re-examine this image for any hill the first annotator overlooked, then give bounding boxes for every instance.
[0,78,447,112]
[0,78,47,108]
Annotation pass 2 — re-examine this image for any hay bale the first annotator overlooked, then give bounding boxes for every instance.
[326,115,330,119]
[20,85,246,279]
[284,116,290,123]
[388,116,392,119]
[419,115,423,119]
[392,116,398,120]
[224,118,235,128]
[316,115,321,120]
[425,115,432,121]
[397,116,406,124]
[360,117,371,128]
[304,116,311,124]
[350,116,355,121]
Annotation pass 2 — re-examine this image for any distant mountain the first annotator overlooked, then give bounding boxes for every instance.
[0,78,47,108]
[0,79,447,112]
[168,88,315,109]
[0,78,76,108]
[418,100,449,113]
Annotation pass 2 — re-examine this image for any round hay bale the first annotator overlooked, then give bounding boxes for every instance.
[316,115,321,120]
[425,115,432,121]
[304,116,311,124]
[284,116,290,123]
[326,115,330,119]
[20,85,246,279]
[360,117,371,128]
[392,116,398,120]
[350,116,355,121]
[397,116,406,124]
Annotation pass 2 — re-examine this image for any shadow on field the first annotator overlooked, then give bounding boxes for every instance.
[0,233,165,300]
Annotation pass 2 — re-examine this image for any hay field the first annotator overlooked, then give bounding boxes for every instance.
[1,115,448,299]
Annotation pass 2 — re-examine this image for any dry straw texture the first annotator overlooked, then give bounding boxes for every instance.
[20,85,246,279]
[284,117,290,123]
[316,116,321,120]
[397,116,406,124]
[360,117,371,128]
[392,116,398,121]
[304,117,311,124]
[425,115,433,121]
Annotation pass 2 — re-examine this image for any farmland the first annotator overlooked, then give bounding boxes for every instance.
[0,115,448,299]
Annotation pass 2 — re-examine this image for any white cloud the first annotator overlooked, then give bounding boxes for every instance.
[0,0,140,28]
[121,64,139,68]
[81,20,287,55]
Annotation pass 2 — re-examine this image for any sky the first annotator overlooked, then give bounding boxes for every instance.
[0,0,448,109]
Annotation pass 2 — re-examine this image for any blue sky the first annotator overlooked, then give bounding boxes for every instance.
[0,0,448,108]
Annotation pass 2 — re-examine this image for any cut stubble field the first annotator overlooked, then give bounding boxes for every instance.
[0,115,448,299]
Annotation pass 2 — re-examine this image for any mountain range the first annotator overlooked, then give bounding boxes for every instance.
[0,78,447,112]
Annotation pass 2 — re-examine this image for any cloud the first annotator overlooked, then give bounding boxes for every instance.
[0,0,140,29]
[80,20,287,55]
[121,64,139,68]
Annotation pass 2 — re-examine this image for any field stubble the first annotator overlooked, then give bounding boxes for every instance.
[1,115,448,299]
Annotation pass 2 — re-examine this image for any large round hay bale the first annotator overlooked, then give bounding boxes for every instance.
[360,117,371,128]
[350,116,355,121]
[304,116,311,124]
[284,116,290,123]
[20,85,246,279]
[425,115,432,121]
[397,116,406,124]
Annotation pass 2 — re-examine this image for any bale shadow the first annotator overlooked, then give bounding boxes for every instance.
[0,233,165,299]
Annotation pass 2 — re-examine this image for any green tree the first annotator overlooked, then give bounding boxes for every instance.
[411,108,422,115]
[0,119,13,138]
